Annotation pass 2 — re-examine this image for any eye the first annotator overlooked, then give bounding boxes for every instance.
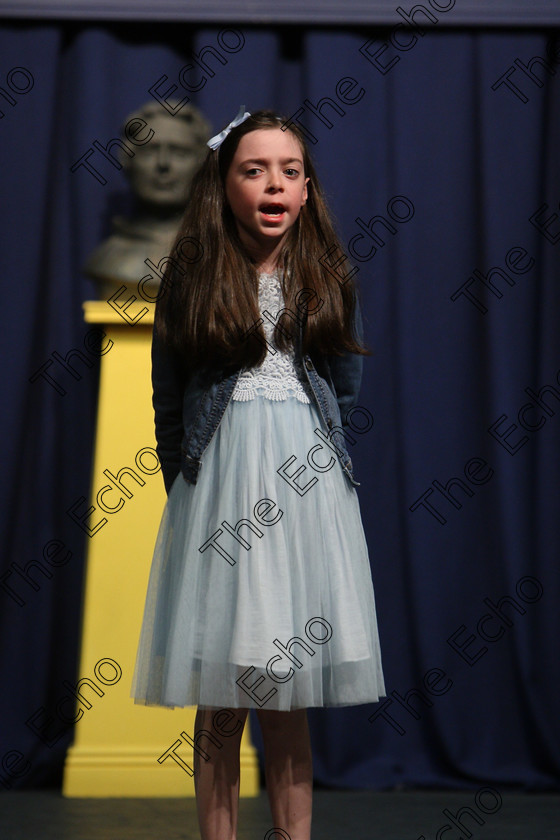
[285,168,299,177]
[170,145,193,157]
[245,167,262,176]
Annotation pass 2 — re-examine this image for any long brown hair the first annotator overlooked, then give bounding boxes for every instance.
[156,109,370,372]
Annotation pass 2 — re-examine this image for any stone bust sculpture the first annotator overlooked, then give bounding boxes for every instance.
[85,101,211,300]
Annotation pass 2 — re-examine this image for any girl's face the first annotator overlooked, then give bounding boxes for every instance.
[224,128,309,260]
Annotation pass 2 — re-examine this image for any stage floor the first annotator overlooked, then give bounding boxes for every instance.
[1,789,559,839]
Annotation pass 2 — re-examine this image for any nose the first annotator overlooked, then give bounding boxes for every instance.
[156,145,171,170]
[266,167,283,191]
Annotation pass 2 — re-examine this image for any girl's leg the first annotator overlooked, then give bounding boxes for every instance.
[256,708,313,840]
[193,705,249,840]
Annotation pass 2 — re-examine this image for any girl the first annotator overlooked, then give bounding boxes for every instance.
[131,106,385,840]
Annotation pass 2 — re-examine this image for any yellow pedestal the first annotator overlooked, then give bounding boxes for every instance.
[62,300,260,797]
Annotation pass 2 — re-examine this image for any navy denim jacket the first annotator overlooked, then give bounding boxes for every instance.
[152,300,365,494]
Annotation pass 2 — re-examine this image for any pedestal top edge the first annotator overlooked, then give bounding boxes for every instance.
[83,300,155,326]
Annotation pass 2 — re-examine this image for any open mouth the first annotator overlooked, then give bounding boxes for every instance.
[260,203,286,218]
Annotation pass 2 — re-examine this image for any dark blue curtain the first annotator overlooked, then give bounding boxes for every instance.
[1,20,559,791]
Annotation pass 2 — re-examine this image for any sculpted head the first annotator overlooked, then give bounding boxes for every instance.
[120,101,211,209]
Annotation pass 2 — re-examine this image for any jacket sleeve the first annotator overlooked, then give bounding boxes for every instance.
[327,292,365,428]
[151,323,188,495]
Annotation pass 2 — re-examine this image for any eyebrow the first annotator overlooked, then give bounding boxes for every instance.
[239,157,303,166]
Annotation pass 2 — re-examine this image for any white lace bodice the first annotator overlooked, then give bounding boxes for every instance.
[231,272,313,404]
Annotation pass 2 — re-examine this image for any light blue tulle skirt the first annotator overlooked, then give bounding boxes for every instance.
[131,394,385,711]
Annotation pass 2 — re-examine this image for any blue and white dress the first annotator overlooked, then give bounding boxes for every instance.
[131,272,385,711]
